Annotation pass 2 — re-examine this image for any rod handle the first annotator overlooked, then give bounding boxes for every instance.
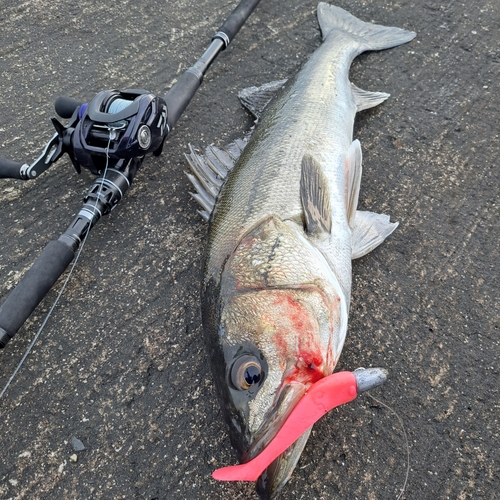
[0,239,75,348]
[216,0,261,46]
[165,70,203,131]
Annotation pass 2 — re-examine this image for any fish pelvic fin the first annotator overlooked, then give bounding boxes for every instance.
[185,138,248,221]
[317,3,416,51]
[300,154,332,236]
[351,210,398,259]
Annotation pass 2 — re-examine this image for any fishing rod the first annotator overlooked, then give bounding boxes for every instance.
[0,0,262,350]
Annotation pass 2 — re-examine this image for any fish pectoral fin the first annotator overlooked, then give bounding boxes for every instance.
[238,79,287,121]
[345,140,363,228]
[351,83,390,112]
[300,154,332,236]
[185,139,248,221]
[351,210,399,259]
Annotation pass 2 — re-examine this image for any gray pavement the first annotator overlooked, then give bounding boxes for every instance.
[0,0,498,499]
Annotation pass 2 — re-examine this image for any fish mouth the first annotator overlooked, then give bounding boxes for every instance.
[244,382,312,499]
[215,370,382,497]
[254,429,312,499]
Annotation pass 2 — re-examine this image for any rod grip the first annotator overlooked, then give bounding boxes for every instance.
[0,239,75,348]
[0,156,25,179]
[165,70,202,131]
[217,0,261,45]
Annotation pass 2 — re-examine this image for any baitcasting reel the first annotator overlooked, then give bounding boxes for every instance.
[48,88,168,176]
[71,89,168,175]
[0,88,168,182]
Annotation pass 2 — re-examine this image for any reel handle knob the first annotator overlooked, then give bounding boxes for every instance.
[55,96,84,119]
[0,156,26,179]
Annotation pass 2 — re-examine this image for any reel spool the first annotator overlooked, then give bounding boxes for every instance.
[72,89,168,174]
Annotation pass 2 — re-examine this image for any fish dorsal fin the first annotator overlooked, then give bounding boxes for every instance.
[186,81,287,221]
[351,210,399,259]
[351,83,390,112]
[185,137,248,221]
[238,79,287,121]
[300,154,332,236]
[345,140,362,227]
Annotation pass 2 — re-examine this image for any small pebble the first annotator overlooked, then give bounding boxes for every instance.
[71,436,86,451]
[70,454,78,463]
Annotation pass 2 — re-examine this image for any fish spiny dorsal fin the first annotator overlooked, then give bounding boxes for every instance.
[186,81,286,221]
[238,79,287,121]
[345,140,362,228]
[351,83,390,112]
[300,154,332,236]
[185,138,248,221]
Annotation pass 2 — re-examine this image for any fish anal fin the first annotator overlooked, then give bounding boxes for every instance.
[238,79,287,121]
[351,83,390,112]
[351,210,398,259]
[300,154,332,236]
[345,140,363,227]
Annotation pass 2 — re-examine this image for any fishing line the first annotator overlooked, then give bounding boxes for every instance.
[107,97,133,114]
[0,133,115,400]
[366,394,410,500]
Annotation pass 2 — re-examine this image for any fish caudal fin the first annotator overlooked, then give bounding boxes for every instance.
[351,211,398,259]
[317,3,416,51]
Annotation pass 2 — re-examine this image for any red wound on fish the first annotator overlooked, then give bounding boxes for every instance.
[212,371,358,482]
[270,292,325,384]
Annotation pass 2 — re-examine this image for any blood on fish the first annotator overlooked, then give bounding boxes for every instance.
[268,292,325,386]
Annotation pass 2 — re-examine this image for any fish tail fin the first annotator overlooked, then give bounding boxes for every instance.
[317,3,415,51]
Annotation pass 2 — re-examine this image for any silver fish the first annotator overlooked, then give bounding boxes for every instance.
[186,3,415,498]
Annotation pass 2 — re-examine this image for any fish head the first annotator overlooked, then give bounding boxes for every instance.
[203,216,348,498]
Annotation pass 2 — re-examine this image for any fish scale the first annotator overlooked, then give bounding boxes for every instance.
[207,37,360,295]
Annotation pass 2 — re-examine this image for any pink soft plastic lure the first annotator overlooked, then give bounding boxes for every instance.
[213,371,359,482]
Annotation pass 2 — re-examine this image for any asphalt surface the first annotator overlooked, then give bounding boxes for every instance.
[0,0,498,499]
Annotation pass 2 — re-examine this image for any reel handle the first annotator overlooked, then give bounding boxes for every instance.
[0,239,75,348]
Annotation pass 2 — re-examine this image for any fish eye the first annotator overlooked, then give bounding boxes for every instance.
[231,355,263,391]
